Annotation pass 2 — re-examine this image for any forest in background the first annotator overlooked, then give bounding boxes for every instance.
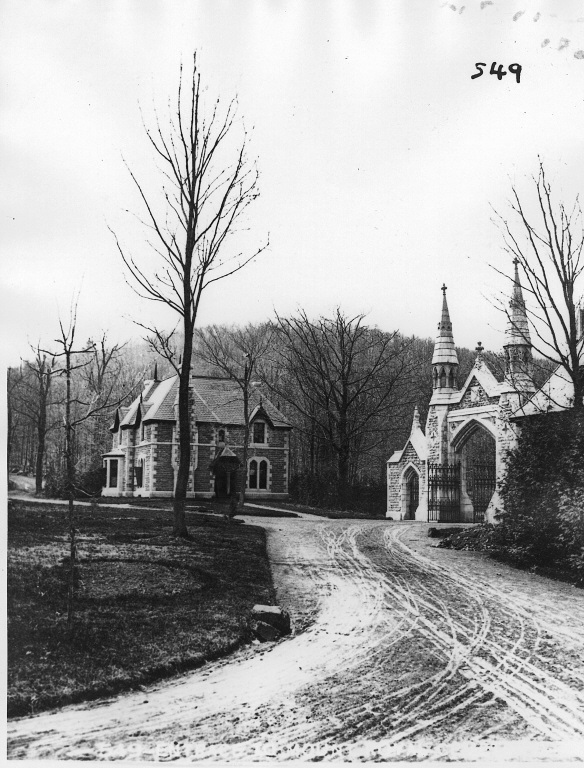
[7,312,555,512]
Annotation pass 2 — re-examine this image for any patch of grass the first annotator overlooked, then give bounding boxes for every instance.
[7,499,275,718]
[248,499,385,520]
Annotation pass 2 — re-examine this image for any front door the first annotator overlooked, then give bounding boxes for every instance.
[214,469,231,499]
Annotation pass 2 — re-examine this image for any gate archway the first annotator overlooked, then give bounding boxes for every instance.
[452,420,496,522]
[400,464,420,520]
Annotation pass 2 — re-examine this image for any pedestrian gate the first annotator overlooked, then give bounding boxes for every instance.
[428,462,461,522]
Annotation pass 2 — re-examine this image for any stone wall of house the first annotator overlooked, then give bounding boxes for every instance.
[105,408,290,499]
[189,422,290,498]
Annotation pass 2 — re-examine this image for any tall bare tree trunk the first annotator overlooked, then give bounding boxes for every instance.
[64,345,76,634]
[173,311,193,537]
[239,358,250,510]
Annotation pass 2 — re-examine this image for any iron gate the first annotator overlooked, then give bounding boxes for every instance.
[428,462,461,522]
[469,461,496,523]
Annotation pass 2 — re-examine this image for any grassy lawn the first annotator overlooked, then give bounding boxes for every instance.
[31,495,299,519]
[247,499,386,520]
[7,499,275,718]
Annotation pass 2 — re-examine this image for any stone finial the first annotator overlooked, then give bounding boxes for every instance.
[411,405,421,432]
[475,341,484,367]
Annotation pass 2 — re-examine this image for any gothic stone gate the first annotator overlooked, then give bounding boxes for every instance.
[428,462,461,522]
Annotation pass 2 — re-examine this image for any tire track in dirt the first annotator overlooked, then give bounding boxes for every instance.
[383,525,584,742]
[7,520,584,761]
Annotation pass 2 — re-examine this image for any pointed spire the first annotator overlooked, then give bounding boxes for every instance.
[505,258,531,348]
[432,284,458,366]
[504,259,534,390]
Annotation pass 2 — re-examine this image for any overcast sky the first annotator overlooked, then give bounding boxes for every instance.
[2,0,584,367]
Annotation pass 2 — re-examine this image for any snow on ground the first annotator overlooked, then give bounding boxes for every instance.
[8,518,584,761]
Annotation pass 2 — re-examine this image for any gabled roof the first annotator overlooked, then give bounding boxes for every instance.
[249,402,274,428]
[191,376,291,427]
[142,376,179,421]
[512,364,579,418]
[449,358,502,404]
[117,374,291,428]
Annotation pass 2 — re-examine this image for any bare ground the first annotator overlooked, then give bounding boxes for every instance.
[7,519,584,762]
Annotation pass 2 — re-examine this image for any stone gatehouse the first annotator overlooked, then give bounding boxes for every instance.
[387,263,562,524]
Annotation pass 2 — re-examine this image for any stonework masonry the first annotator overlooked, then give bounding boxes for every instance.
[102,375,291,501]
[387,272,542,524]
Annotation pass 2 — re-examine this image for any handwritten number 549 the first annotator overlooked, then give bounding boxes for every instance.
[472,62,522,83]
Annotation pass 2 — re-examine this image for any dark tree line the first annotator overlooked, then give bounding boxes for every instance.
[192,311,519,512]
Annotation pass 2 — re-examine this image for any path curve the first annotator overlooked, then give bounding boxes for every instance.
[8,520,584,761]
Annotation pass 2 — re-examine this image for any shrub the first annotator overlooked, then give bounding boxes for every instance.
[44,463,105,500]
[496,410,584,571]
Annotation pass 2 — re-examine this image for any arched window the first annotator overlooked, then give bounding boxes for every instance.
[135,458,145,488]
[440,367,446,388]
[248,458,269,490]
[218,428,226,443]
[259,459,268,489]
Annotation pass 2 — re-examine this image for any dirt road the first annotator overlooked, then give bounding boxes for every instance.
[8,520,584,761]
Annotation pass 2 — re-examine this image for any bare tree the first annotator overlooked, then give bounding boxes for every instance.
[271,309,412,505]
[26,348,57,494]
[8,350,60,490]
[41,304,133,633]
[7,365,24,473]
[114,55,266,537]
[494,162,584,411]
[195,323,274,510]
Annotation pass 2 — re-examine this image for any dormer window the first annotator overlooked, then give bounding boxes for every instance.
[253,421,266,444]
